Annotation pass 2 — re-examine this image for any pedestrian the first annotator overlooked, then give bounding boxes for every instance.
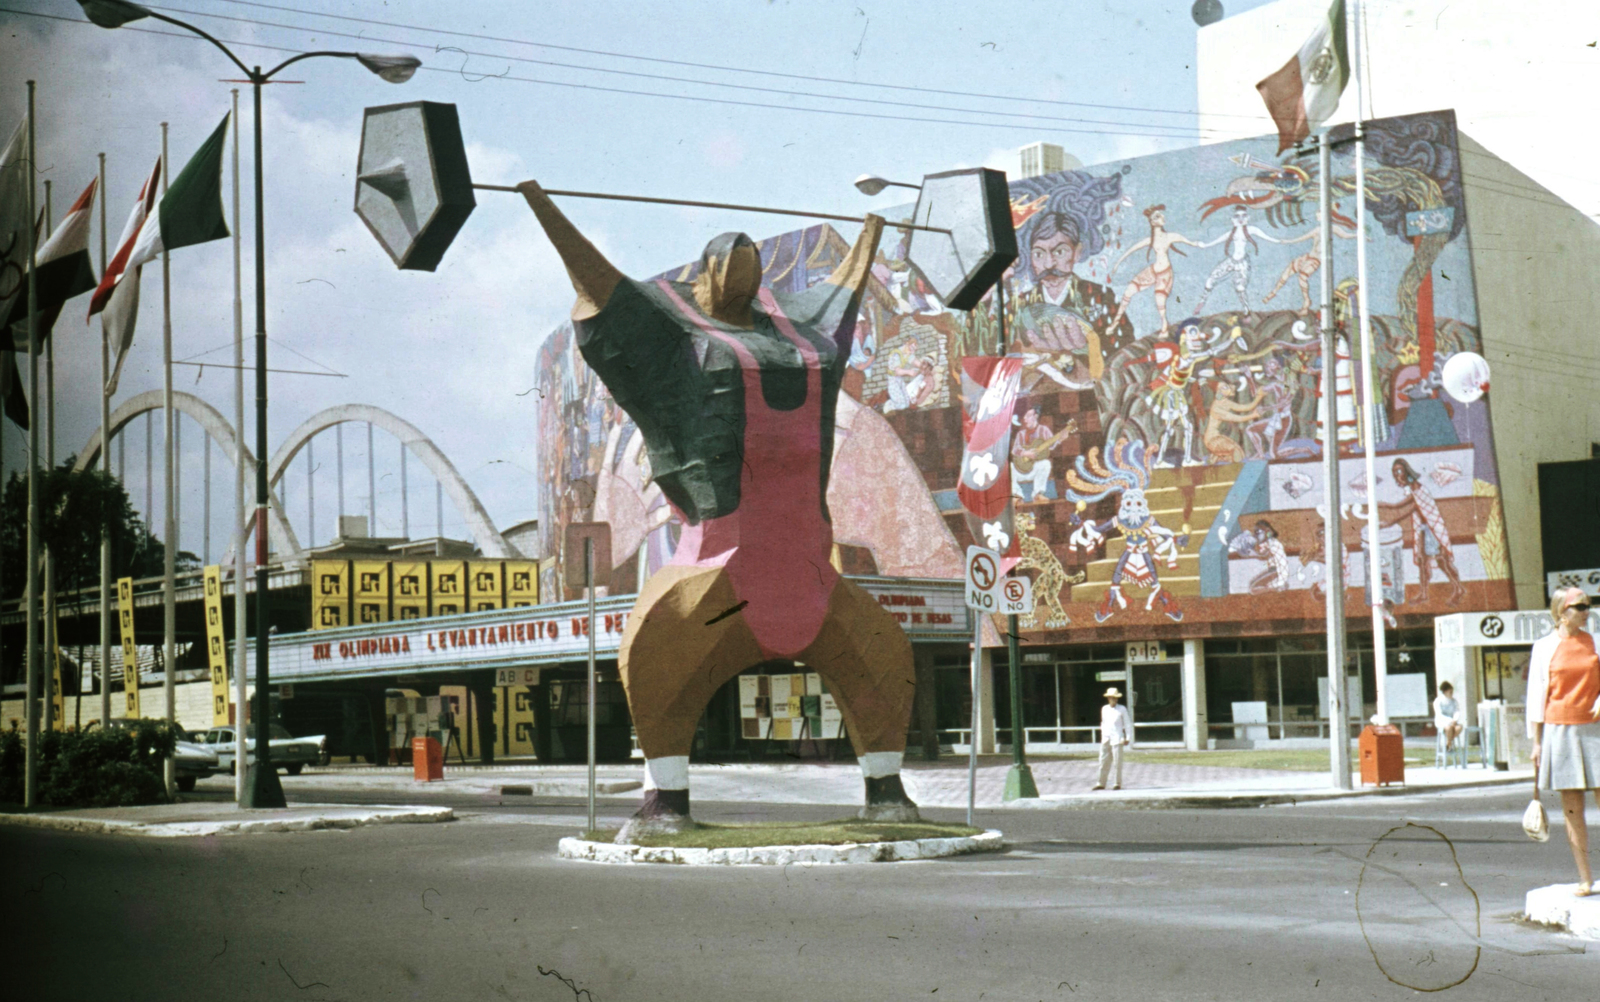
[1093,687,1134,791]
[1528,586,1600,896]
[1433,681,1465,752]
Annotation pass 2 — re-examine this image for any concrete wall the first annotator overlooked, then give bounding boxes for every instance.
[1458,134,1600,608]
[2,680,250,735]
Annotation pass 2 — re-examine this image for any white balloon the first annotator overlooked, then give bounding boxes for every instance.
[1441,351,1491,403]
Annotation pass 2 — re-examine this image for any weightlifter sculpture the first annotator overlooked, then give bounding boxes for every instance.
[520,182,920,840]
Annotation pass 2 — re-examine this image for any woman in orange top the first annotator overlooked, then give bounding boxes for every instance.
[1528,586,1600,896]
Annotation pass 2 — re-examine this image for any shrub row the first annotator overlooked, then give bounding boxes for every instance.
[0,720,178,807]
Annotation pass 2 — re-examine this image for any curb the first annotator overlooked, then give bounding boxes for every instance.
[999,773,1531,810]
[1524,884,1600,940]
[0,805,454,838]
[557,829,1004,865]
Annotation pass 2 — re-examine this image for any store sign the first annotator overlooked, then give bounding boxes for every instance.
[1125,640,1171,664]
[1434,609,1600,648]
[1547,568,1600,600]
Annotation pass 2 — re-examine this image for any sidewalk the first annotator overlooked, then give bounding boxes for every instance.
[257,754,1531,810]
[0,801,453,838]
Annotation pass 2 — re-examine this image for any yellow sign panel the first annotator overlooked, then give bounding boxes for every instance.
[392,561,428,620]
[50,637,64,731]
[311,559,350,630]
[117,576,140,718]
[430,560,467,617]
[469,561,503,612]
[203,565,230,725]
[505,560,539,608]
[352,560,391,625]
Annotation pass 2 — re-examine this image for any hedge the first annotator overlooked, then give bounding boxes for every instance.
[0,719,178,807]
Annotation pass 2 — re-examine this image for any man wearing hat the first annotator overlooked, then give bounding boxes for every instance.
[1093,687,1134,790]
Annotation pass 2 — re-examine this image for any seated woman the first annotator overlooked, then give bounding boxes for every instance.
[1433,681,1465,751]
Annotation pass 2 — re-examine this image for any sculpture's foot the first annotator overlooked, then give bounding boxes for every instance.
[614,787,696,844]
[857,773,922,823]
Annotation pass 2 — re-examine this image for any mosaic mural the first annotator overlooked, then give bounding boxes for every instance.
[533,109,1513,640]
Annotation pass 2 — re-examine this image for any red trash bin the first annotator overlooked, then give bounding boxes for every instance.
[412,736,444,781]
[1359,724,1405,786]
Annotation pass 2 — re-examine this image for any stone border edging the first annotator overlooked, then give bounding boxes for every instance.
[558,829,1003,865]
[1524,884,1600,940]
[0,805,454,838]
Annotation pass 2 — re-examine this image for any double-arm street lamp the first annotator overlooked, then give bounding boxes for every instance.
[78,0,419,807]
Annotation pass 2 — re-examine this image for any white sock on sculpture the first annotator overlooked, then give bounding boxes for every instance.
[642,755,689,792]
[859,751,903,780]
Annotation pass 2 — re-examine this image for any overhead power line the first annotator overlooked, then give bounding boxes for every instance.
[142,3,1219,140]
[212,0,1278,125]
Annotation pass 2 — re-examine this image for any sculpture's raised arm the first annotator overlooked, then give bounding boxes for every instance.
[822,213,886,298]
[518,180,624,321]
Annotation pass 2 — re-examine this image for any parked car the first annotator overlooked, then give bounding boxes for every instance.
[90,718,220,792]
[194,724,326,776]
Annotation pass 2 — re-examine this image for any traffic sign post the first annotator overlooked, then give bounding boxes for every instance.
[965,547,1039,801]
[999,578,1038,801]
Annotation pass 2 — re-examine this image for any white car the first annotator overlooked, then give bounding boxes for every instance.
[195,724,326,776]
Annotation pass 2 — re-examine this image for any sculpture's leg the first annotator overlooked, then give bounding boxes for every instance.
[797,578,920,822]
[615,565,762,843]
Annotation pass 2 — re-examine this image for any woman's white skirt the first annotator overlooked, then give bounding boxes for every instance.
[1538,721,1600,791]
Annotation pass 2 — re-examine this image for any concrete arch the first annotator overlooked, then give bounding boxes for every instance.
[72,390,304,562]
[267,404,513,558]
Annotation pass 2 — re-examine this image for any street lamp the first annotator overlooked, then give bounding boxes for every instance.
[852,173,921,197]
[78,0,419,808]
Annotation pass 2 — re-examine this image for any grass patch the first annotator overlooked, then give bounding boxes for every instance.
[584,818,984,848]
[1125,748,1432,772]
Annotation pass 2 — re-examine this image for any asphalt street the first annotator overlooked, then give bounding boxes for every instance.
[3,784,1593,1001]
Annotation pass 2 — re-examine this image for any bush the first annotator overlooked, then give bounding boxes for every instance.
[0,720,177,808]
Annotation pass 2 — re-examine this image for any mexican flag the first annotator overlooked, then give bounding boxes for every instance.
[125,112,231,269]
[1256,0,1350,153]
[4,179,99,349]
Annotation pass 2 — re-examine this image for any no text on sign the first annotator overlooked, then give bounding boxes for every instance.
[998,575,1034,615]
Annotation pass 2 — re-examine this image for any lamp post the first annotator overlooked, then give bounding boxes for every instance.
[78,0,419,807]
[856,170,1036,799]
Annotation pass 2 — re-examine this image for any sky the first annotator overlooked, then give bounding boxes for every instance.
[0,0,1418,564]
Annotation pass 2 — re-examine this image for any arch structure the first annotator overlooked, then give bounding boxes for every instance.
[72,389,304,563]
[267,404,514,559]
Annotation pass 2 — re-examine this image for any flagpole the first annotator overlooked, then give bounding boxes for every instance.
[1319,130,1351,790]
[1350,0,1387,724]
[231,88,248,804]
[99,151,112,730]
[23,80,41,808]
[42,178,56,735]
[161,120,177,795]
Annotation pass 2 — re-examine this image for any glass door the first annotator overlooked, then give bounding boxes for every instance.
[1130,660,1183,744]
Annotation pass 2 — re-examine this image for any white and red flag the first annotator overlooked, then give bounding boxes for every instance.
[957,355,1023,573]
[4,178,98,348]
[88,156,160,396]
[1256,0,1350,153]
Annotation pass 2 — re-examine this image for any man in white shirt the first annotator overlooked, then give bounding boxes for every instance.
[1093,687,1134,791]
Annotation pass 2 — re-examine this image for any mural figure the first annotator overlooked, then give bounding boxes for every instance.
[1242,355,1296,459]
[1133,319,1247,467]
[1009,171,1131,381]
[1194,204,1288,316]
[883,352,938,413]
[1010,406,1077,503]
[520,181,918,839]
[1201,378,1267,465]
[1246,520,1289,593]
[1380,457,1467,606]
[1066,440,1192,624]
[1107,205,1202,338]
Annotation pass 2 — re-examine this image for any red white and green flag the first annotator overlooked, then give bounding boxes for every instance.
[89,111,230,395]
[124,113,230,269]
[1256,0,1350,153]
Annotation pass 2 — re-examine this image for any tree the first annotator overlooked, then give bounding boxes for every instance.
[0,457,166,601]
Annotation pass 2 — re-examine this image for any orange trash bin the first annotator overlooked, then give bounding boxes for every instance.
[1359,724,1405,786]
[412,736,444,781]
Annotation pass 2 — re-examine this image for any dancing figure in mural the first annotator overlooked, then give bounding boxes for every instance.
[1107,205,1202,338]
[1380,457,1468,606]
[1065,440,1192,624]
[1133,319,1247,467]
[1242,355,1295,459]
[519,182,919,838]
[1009,171,1131,381]
[1246,520,1289,594]
[1194,205,1287,316]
